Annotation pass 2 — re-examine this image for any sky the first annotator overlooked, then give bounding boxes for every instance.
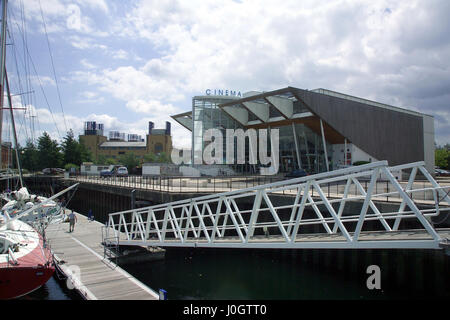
[1,0,449,150]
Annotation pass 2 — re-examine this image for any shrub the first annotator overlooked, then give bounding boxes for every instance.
[353,161,371,166]
[64,163,79,171]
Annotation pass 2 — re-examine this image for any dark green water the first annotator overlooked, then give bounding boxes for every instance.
[16,179,449,300]
[122,248,449,300]
[18,275,82,300]
[18,246,449,300]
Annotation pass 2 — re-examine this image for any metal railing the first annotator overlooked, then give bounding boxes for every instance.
[70,173,285,194]
[69,170,446,203]
[101,225,120,265]
[104,161,450,250]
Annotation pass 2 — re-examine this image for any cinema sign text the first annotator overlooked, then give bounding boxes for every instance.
[205,89,242,97]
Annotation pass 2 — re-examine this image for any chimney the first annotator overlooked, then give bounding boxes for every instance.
[148,121,154,135]
[165,121,171,135]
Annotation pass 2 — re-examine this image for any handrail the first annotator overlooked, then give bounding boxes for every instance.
[104,161,450,250]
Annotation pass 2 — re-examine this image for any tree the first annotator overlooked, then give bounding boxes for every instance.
[37,132,62,169]
[143,152,171,163]
[20,139,39,172]
[105,157,118,165]
[61,130,92,166]
[95,154,108,165]
[143,152,158,163]
[435,148,449,170]
[118,152,139,170]
[95,155,119,165]
[61,130,79,165]
[78,138,92,163]
[64,163,79,171]
[157,151,171,163]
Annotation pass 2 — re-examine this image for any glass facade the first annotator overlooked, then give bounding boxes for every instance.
[192,96,242,165]
[293,123,333,174]
[265,123,333,174]
[191,96,333,174]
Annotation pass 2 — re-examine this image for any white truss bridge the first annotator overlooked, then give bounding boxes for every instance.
[104,161,450,250]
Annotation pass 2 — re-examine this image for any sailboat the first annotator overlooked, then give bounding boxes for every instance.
[0,0,74,299]
[0,215,54,299]
[1,183,79,230]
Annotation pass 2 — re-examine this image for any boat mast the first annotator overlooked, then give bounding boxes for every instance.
[5,70,24,188]
[0,0,8,170]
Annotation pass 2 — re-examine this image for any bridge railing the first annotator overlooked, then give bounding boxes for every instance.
[104,161,450,249]
[71,167,447,202]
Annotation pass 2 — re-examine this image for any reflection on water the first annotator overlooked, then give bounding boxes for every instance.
[19,275,82,300]
[123,248,449,300]
[17,247,449,300]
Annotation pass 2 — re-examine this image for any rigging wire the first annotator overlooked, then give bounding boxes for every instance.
[5,25,29,144]
[19,0,33,142]
[11,24,62,140]
[38,0,68,134]
[20,0,31,115]
[8,1,61,141]
[7,4,33,144]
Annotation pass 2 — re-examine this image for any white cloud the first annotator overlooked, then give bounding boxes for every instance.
[3,94,190,149]
[80,59,97,69]
[13,0,110,37]
[29,75,56,87]
[63,0,450,147]
[69,35,108,50]
[76,0,109,14]
[111,49,129,60]
[126,99,177,115]
[13,0,449,148]
[77,90,105,105]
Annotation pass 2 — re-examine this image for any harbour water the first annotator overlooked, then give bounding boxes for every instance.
[18,275,82,300]
[12,193,448,301]
[25,245,449,300]
[123,248,449,300]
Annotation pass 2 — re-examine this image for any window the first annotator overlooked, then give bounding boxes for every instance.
[155,143,163,153]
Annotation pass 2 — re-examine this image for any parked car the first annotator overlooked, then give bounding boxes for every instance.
[285,169,309,178]
[100,169,114,177]
[100,166,128,177]
[116,166,128,177]
[42,168,65,175]
[435,169,450,177]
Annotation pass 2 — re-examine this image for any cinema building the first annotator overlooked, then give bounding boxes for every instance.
[171,87,435,175]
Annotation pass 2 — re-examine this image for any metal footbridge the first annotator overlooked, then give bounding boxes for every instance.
[104,161,450,251]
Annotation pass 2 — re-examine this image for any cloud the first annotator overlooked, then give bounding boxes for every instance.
[69,35,108,50]
[126,99,178,115]
[71,65,186,107]
[80,59,97,69]
[29,75,56,87]
[11,0,449,149]
[63,0,450,147]
[13,0,110,37]
[76,0,109,14]
[77,90,105,105]
[111,49,128,60]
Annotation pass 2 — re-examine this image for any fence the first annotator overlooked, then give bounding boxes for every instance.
[69,171,448,203]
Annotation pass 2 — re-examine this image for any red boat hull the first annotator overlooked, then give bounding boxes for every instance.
[0,265,55,299]
[0,221,55,300]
